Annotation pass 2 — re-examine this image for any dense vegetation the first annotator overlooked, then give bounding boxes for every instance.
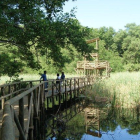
[85,72,140,109]
[0,0,140,78]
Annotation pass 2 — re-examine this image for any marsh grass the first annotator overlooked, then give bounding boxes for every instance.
[85,72,140,108]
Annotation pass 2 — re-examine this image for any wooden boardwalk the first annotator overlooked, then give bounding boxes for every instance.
[0,77,94,140]
[0,84,79,129]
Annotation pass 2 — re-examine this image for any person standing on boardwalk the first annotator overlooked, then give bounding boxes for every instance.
[61,72,65,80]
[40,71,48,90]
[61,72,65,85]
[56,73,61,92]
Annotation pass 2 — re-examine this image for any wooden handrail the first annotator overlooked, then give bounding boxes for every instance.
[1,76,94,140]
[0,88,28,100]
[1,82,44,140]
[0,80,42,110]
[0,80,41,88]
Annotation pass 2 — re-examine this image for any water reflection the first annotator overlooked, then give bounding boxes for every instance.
[45,98,140,140]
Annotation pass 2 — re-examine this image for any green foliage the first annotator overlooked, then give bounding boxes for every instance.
[111,29,127,56]
[5,75,23,83]
[0,53,24,77]
[123,64,140,72]
[98,26,115,50]
[0,0,91,76]
[92,23,140,72]
[98,41,124,72]
[116,23,140,71]
[123,37,140,65]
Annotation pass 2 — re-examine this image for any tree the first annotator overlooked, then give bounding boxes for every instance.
[0,53,24,77]
[111,29,127,56]
[0,0,92,76]
[98,26,115,50]
[122,24,140,71]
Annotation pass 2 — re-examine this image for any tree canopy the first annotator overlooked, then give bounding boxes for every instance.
[0,0,92,76]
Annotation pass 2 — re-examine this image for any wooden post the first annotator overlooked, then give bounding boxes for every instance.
[59,81,61,105]
[40,85,45,140]
[33,89,38,139]
[2,97,4,110]
[14,109,26,140]
[30,82,33,88]
[63,90,65,103]
[84,56,86,76]
[65,79,68,120]
[77,79,79,96]
[96,39,98,49]
[47,97,49,109]
[52,81,54,110]
[70,79,72,101]
[84,61,85,76]
[52,81,55,129]
[1,87,4,96]
[83,77,85,87]
[14,84,17,96]
[62,80,64,102]
[28,93,34,140]
[74,79,76,98]
[8,85,11,99]
[18,83,21,90]
[19,98,24,140]
[85,111,87,132]
[56,95,58,101]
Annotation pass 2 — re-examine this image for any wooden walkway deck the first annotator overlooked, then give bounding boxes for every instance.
[0,85,77,128]
[0,77,94,140]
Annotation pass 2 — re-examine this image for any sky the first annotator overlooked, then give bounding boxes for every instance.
[63,0,140,31]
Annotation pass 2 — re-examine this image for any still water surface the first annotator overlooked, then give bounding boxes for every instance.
[46,102,140,140]
[82,125,140,140]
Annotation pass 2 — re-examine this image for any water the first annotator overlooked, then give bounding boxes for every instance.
[45,101,140,140]
[82,125,140,140]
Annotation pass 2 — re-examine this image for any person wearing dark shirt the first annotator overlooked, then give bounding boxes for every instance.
[40,71,48,90]
[61,72,65,80]
[60,72,65,86]
[56,73,61,92]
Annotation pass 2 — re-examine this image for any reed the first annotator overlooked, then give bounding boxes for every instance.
[86,72,140,108]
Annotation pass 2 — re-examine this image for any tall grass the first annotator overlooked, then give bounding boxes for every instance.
[86,72,140,108]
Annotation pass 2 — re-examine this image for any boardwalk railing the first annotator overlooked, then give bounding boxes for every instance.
[1,82,45,140]
[1,76,94,140]
[0,80,41,110]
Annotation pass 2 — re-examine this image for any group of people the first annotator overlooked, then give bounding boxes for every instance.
[56,72,65,83]
[40,71,65,90]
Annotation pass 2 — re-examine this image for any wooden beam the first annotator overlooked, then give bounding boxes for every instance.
[90,53,98,57]
[87,130,102,138]
[86,38,100,44]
